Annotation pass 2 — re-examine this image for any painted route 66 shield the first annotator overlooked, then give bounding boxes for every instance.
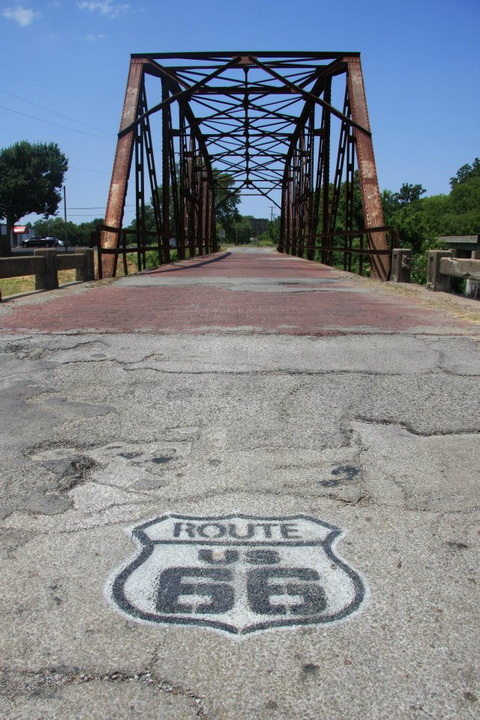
[108,513,366,635]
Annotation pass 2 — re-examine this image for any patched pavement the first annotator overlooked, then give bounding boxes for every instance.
[0,247,479,719]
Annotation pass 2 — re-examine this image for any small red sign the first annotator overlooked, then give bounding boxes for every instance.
[13,226,27,234]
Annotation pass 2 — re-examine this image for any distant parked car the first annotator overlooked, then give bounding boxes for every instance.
[21,236,55,248]
[20,236,68,249]
[20,236,44,247]
[44,236,69,248]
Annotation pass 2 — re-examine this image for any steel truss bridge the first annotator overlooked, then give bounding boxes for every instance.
[100,51,391,280]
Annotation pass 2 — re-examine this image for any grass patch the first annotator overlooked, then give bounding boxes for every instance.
[0,275,36,297]
[1,269,78,299]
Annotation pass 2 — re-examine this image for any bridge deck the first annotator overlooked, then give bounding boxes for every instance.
[1,247,479,335]
[0,248,479,720]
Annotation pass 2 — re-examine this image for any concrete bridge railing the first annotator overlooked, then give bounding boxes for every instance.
[427,250,480,297]
[0,248,95,296]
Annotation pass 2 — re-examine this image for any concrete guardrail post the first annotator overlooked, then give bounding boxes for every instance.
[465,279,480,299]
[391,248,411,283]
[466,250,480,299]
[34,249,59,291]
[427,250,453,292]
[76,249,95,281]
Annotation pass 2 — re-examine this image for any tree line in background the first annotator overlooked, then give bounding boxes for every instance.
[0,141,478,286]
[100,157,480,283]
[381,158,480,281]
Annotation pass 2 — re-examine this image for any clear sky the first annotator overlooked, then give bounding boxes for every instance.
[1,0,479,225]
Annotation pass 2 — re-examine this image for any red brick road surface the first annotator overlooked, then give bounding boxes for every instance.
[1,248,479,335]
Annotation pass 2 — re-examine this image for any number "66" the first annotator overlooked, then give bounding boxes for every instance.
[156,564,326,616]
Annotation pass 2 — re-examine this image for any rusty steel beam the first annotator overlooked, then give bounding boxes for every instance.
[346,56,389,280]
[131,51,360,61]
[102,58,146,278]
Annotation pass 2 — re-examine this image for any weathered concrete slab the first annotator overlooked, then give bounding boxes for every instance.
[0,249,479,719]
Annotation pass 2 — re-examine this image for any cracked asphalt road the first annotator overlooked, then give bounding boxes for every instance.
[0,247,479,719]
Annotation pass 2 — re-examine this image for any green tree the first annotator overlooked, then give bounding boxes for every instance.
[129,168,240,243]
[382,160,480,284]
[213,169,241,241]
[382,183,426,219]
[234,215,254,244]
[449,158,480,188]
[333,171,365,231]
[382,182,435,282]
[394,183,426,206]
[258,216,280,245]
[0,141,68,255]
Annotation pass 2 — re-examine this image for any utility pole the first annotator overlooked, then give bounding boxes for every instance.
[63,186,68,248]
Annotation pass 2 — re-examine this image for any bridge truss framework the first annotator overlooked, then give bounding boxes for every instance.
[102,51,390,279]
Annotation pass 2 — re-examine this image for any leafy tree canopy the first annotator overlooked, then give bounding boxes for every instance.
[213,169,241,239]
[449,158,480,188]
[129,168,241,243]
[381,158,480,283]
[382,183,426,217]
[234,215,254,244]
[0,141,68,254]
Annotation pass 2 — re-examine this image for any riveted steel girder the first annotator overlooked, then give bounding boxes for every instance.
[103,51,389,279]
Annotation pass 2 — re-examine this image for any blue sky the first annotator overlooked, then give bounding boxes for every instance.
[1,0,479,225]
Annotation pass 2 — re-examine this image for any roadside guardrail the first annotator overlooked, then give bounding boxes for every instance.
[427,250,480,297]
[0,248,95,297]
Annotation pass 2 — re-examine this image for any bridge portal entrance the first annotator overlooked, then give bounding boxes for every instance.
[101,52,391,280]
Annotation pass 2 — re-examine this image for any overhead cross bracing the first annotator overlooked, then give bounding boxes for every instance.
[102,52,390,280]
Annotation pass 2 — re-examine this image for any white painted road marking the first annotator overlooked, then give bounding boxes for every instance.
[109,513,367,635]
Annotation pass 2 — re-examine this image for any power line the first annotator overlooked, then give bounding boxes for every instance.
[64,206,107,210]
[63,205,135,210]
[5,204,134,212]
[70,165,110,174]
[0,87,113,136]
[0,104,114,142]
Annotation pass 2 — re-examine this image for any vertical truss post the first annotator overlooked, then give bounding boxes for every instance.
[344,132,356,272]
[161,79,171,264]
[311,77,331,264]
[321,79,332,264]
[103,58,145,278]
[297,139,306,259]
[141,86,162,260]
[186,139,196,258]
[177,105,187,260]
[346,55,389,279]
[204,180,210,254]
[193,152,201,255]
[292,156,299,256]
[280,172,287,253]
[306,108,315,261]
[278,192,284,253]
[134,91,146,271]
[286,171,293,254]
[199,169,205,255]
[210,183,218,252]
[328,87,350,267]
[291,154,298,256]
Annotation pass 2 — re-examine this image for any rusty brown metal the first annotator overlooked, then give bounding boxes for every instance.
[346,55,389,279]
[102,52,390,280]
[102,58,146,278]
